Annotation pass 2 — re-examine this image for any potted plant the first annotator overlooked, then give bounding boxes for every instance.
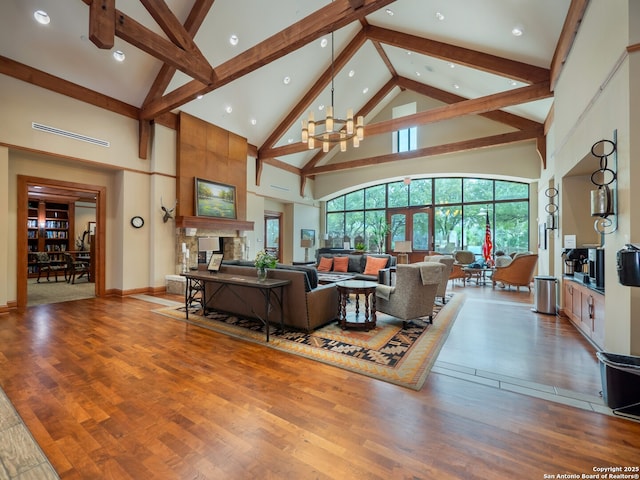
[254,250,277,281]
[354,242,367,253]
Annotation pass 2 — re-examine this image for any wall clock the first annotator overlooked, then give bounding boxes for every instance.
[131,216,144,228]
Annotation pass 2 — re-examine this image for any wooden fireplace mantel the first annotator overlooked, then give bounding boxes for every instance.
[175,216,254,232]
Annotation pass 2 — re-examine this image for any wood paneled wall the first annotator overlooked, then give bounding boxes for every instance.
[177,112,248,220]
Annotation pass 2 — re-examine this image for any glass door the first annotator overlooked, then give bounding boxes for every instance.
[388,208,432,259]
[264,212,281,261]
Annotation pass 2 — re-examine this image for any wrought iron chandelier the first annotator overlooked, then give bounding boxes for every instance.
[301,31,364,152]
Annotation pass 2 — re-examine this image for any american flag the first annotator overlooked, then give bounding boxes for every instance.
[482,211,493,264]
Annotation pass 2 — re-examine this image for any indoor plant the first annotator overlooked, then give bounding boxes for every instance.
[254,250,277,281]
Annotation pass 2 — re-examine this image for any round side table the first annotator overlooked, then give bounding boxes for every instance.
[335,280,378,330]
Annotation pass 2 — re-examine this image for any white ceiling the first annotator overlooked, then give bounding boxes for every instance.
[0,0,572,170]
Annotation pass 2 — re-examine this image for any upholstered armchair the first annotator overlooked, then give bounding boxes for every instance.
[375,262,445,328]
[492,254,538,291]
[424,254,454,303]
[35,252,65,283]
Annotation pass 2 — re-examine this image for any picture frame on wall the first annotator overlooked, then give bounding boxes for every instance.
[195,177,237,219]
[301,229,315,246]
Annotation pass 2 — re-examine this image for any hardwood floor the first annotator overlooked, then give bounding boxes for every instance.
[1,284,639,479]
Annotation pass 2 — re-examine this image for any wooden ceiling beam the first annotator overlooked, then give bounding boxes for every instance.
[366,24,549,84]
[396,76,542,131]
[365,81,551,136]
[142,0,215,106]
[89,0,115,49]
[139,0,205,56]
[305,128,543,176]
[114,11,213,85]
[550,0,589,90]
[141,0,396,120]
[262,81,550,158]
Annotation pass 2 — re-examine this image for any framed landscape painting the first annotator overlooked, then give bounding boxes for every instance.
[195,178,237,219]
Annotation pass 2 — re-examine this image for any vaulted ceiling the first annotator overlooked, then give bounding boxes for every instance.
[0,0,588,189]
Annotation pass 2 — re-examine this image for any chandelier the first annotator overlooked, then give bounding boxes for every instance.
[301,32,364,153]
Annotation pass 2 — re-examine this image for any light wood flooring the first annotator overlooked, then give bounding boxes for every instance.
[1,282,639,479]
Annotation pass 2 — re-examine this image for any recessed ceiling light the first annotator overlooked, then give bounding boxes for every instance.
[318,104,325,111]
[453,83,460,89]
[512,25,524,36]
[435,12,445,21]
[33,10,50,25]
[229,34,239,46]
[385,9,394,16]
[509,80,518,86]
[283,76,291,85]
[113,50,125,62]
[288,138,294,144]
[415,71,421,77]
[348,70,355,78]
[407,51,412,55]
[320,38,328,48]
[225,105,232,114]
[250,118,257,126]
[362,87,369,94]
[196,94,204,100]
[449,63,455,69]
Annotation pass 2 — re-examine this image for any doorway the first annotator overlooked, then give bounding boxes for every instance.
[264,211,282,261]
[388,207,433,262]
[17,176,106,308]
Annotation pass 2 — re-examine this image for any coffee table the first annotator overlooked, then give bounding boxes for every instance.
[335,280,378,330]
[462,266,495,286]
[317,272,356,284]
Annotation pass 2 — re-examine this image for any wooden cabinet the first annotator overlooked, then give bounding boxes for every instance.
[27,198,75,276]
[562,279,604,349]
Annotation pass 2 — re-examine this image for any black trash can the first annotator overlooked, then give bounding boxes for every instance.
[596,351,640,416]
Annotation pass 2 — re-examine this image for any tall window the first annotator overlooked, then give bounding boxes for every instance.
[325,177,530,257]
[392,103,417,153]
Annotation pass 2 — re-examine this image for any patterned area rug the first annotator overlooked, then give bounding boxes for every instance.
[153,293,464,390]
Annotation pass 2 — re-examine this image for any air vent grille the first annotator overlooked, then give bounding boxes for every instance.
[32,122,110,147]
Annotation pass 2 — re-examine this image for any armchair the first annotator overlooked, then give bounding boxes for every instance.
[424,255,454,303]
[63,252,90,284]
[375,262,445,328]
[449,250,475,286]
[492,254,538,291]
[35,252,65,283]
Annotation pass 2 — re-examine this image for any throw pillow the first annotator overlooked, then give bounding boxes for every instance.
[317,256,333,272]
[363,256,388,276]
[333,256,349,272]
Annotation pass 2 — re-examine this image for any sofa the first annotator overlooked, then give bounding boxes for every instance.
[316,252,396,282]
[207,261,338,332]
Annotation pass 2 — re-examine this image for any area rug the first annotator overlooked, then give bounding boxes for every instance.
[153,293,464,390]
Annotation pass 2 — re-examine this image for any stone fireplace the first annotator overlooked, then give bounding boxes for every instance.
[175,227,249,274]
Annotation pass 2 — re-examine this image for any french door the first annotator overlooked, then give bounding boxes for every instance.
[264,211,282,261]
[388,207,432,257]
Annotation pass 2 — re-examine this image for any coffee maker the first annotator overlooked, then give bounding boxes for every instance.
[587,248,605,289]
[563,248,588,276]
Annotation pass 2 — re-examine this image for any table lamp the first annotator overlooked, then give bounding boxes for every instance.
[301,238,313,262]
[394,241,412,264]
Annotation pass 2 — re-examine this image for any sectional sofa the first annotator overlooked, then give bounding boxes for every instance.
[206,261,338,332]
[315,252,396,282]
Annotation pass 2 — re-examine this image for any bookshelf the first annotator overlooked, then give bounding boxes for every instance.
[27,199,75,277]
